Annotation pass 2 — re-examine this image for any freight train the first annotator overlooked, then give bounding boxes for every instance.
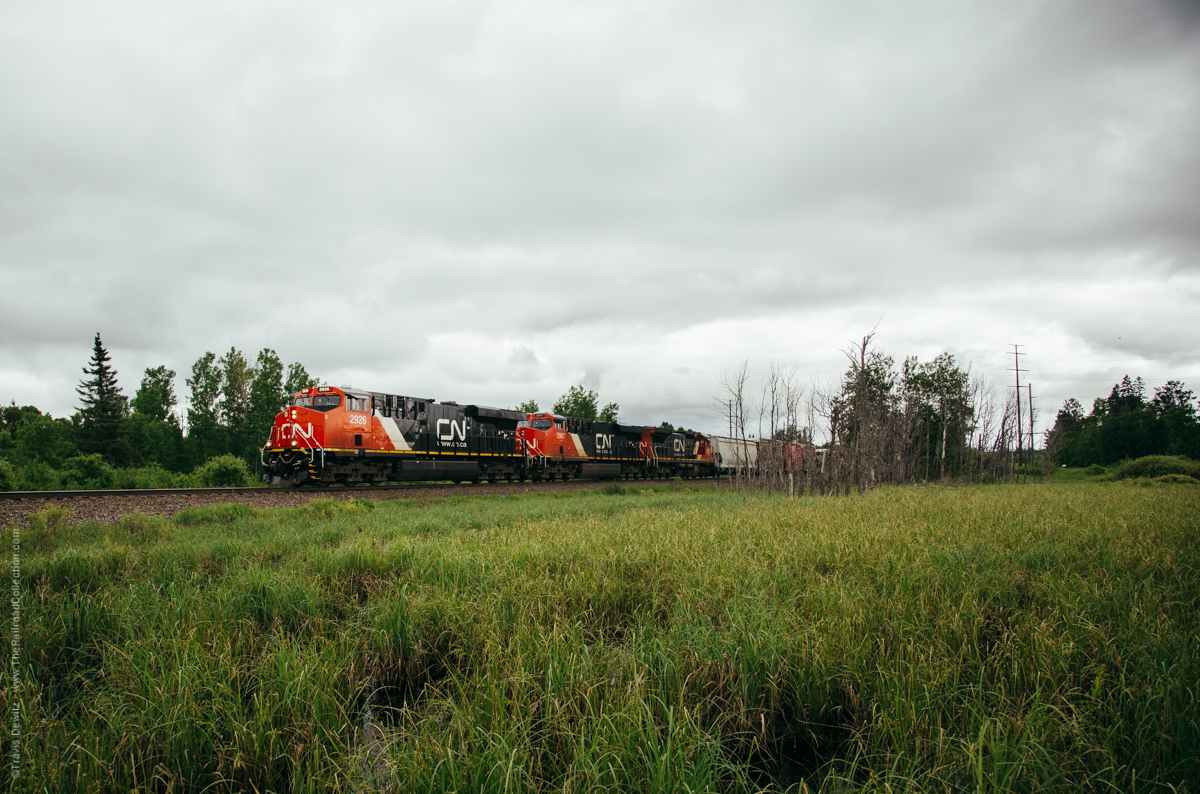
[262,384,803,486]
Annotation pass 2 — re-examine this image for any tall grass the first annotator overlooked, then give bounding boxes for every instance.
[3,481,1198,792]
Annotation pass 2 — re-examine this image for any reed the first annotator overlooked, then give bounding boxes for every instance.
[4,481,1197,792]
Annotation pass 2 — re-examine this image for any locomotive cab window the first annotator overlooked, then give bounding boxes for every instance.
[530,418,553,430]
[311,395,341,412]
[294,396,312,407]
[347,397,368,412]
[555,420,565,430]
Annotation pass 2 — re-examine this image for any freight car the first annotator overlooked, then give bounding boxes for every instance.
[262,385,723,486]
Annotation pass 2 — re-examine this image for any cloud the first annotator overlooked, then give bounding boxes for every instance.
[1,0,1198,434]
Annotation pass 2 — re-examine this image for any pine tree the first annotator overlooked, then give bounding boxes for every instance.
[75,333,130,465]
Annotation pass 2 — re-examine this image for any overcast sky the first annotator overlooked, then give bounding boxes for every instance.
[2,0,1198,436]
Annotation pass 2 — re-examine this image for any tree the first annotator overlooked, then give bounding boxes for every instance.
[186,352,224,465]
[1050,377,1199,466]
[553,386,599,420]
[247,349,286,461]
[75,333,131,465]
[901,352,973,480]
[132,366,178,422]
[599,402,619,423]
[283,362,318,401]
[1107,375,1146,416]
[9,409,77,469]
[129,366,184,470]
[219,348,256,462]
[514,399,540,414]
[1152,381,1196,416]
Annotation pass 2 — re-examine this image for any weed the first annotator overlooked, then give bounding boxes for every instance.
[174,502,257,526]
[118,512,172,544]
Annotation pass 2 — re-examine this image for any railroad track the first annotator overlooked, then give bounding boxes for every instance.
[0,478,695,501]
[0,478,712,526]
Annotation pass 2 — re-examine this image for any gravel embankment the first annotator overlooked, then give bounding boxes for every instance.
[0,479,704,526]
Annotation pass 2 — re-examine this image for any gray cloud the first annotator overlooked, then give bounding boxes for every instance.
[1,0,1198,433]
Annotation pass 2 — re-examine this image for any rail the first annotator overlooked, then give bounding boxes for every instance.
[0,477,688,501]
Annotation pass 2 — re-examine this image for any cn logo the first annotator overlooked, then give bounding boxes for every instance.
[595,434,613,451]
[673,438,684,453]
[436,418,467,442]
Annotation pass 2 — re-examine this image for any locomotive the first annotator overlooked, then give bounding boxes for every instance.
[262,385,728,486]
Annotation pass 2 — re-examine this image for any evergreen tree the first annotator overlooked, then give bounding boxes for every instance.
[1051,377,1200,465]
[75,333,130,465]
[1152,381,1196,416]
[1107,375,1146,416]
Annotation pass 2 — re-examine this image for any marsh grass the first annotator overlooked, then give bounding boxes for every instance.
[3,482,1198,792]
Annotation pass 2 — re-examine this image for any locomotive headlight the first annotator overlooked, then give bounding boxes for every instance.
[291,440,298,447]
[291,410,297,419]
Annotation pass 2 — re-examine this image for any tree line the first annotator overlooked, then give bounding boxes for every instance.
[0,334,316,490]
[722,334,1012,495]
[1045,377,1199,465]
[722,335,1200,497]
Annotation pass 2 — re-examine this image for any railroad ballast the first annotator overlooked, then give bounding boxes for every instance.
[263,385,809,486]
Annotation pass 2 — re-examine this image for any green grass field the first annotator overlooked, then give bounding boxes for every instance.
[5,481,1198,792]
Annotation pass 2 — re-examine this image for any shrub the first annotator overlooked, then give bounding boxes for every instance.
[1148,474,1199,486]
[600,482,627,496]
[192,455,255,488]
[112,465,177,490]
[0,458,15,491]
[25,506,74,554]
[18,461,60,491]
[1084,464,1107,477]
[1109,455,1200,481]
[60,454,116,490]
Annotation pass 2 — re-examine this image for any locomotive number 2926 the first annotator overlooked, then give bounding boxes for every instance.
[346,414,370,426]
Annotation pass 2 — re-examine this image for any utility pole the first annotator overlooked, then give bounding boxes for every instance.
[1008,345,1027,483]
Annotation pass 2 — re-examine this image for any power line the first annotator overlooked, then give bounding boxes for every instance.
[1033,374,1200,382]
[0,387,79,400]
[1031,353,1200,363]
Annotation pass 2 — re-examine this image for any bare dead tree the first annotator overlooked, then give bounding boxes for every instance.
[718,360,751,493]
[717,338,1033,498]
